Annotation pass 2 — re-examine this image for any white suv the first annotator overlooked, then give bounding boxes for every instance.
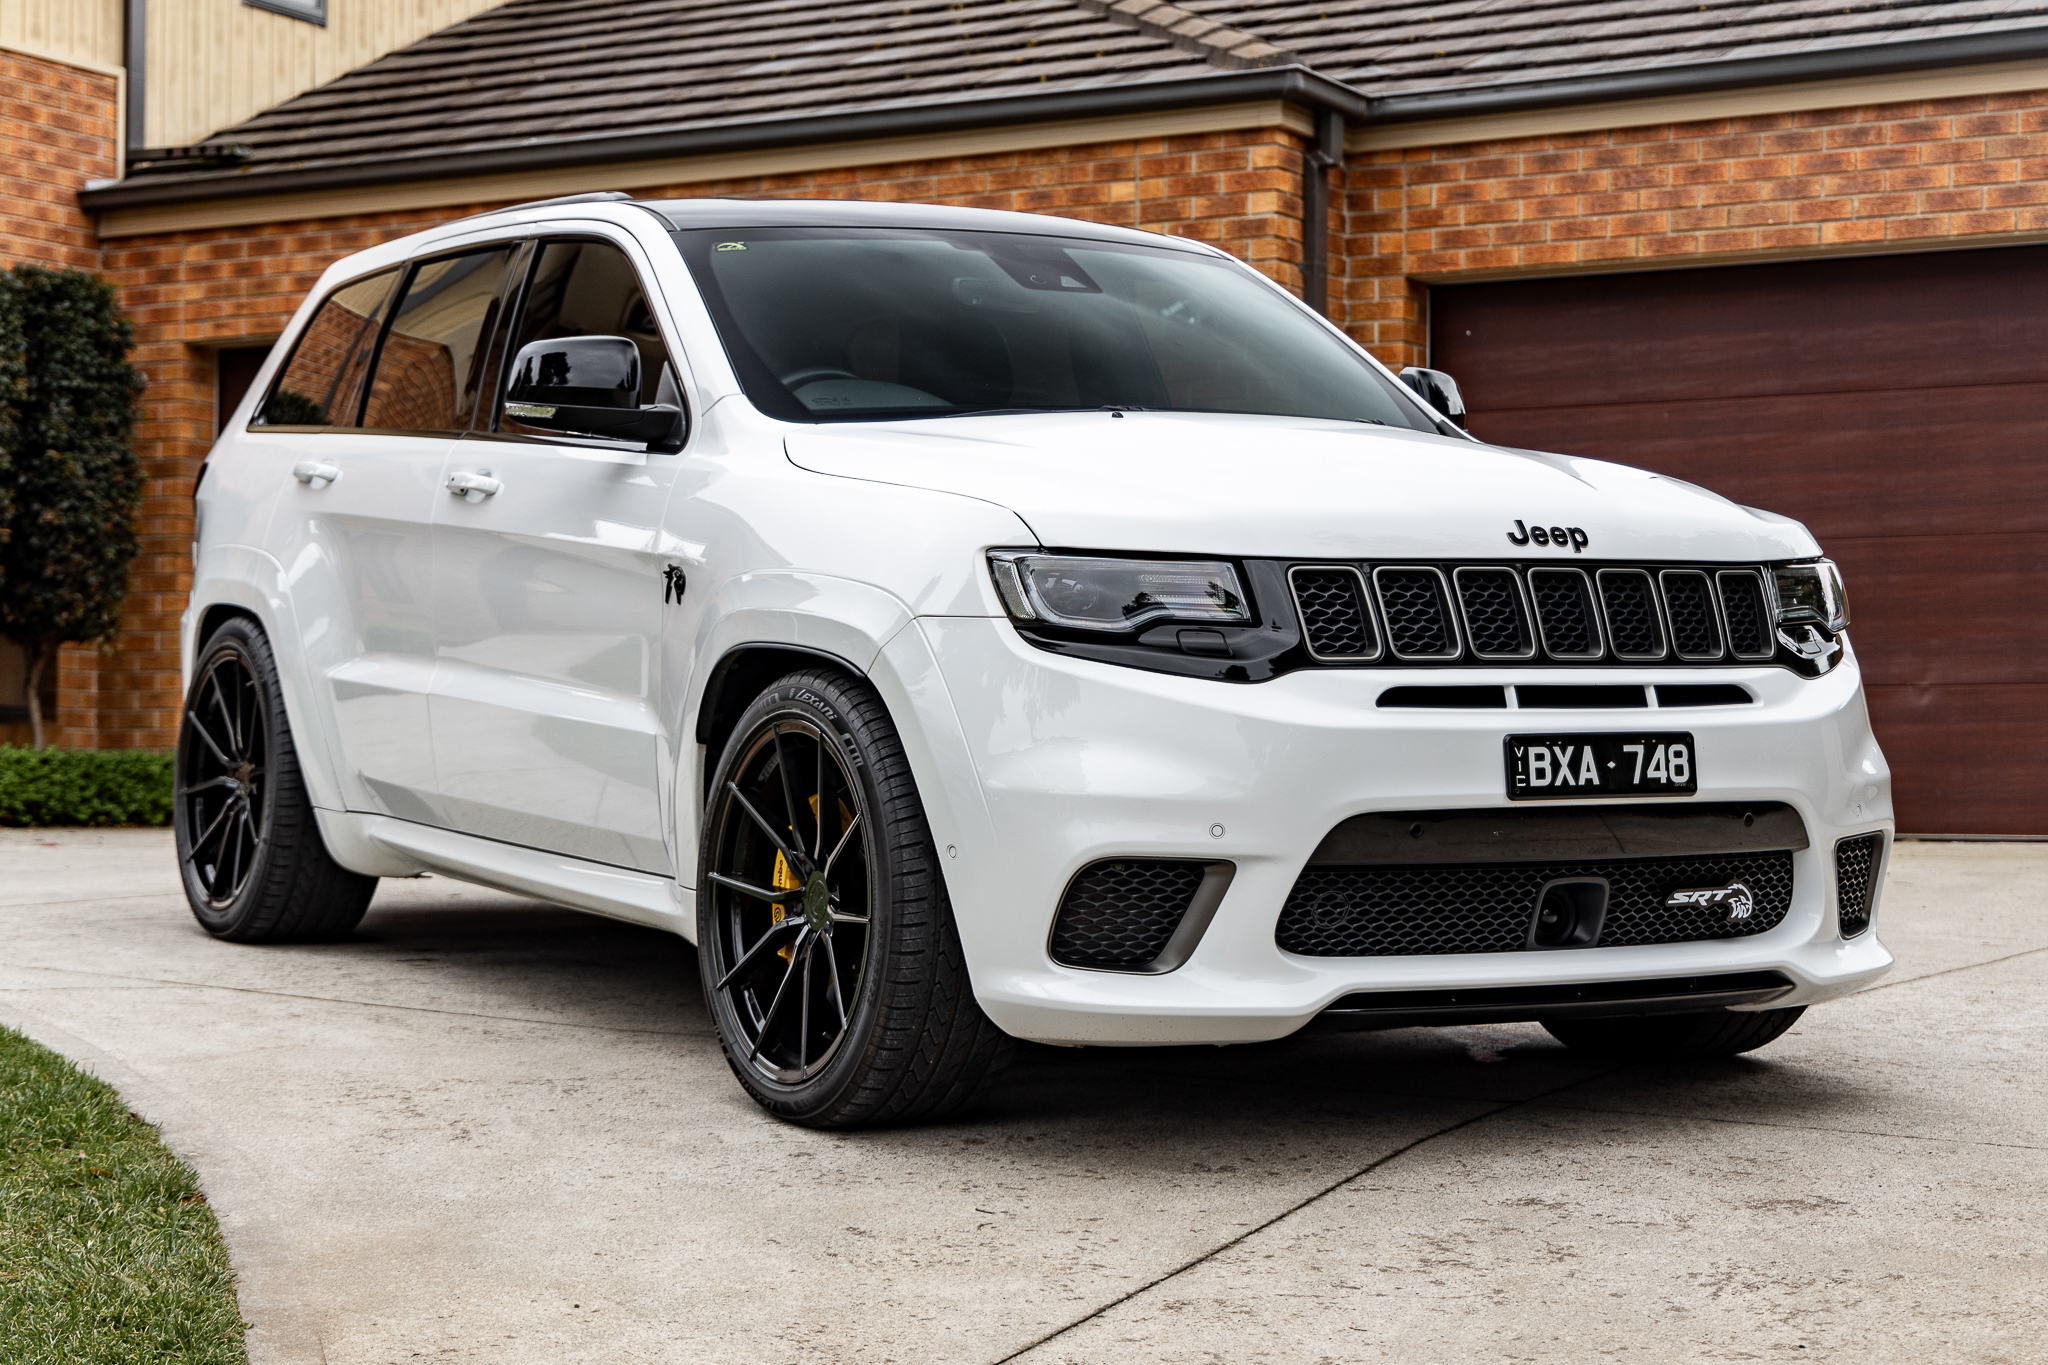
[181,194,1893,1127]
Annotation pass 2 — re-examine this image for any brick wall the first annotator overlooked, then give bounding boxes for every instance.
[3,48,120,747]
[95,129,1306,748]
[1339,88,2048,367]
[0,48,116,270]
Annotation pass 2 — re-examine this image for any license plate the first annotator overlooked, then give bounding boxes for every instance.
[1505,732,1697,801]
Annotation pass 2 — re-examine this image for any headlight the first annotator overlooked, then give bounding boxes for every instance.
[988,552,1250,632]
[1773,558,1849,632]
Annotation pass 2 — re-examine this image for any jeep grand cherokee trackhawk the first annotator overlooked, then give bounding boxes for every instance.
[179,194,1893,1127]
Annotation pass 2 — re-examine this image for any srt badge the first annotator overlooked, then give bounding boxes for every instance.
[1664,882,1755,922]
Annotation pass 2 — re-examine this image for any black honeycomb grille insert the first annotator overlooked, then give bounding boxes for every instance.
[1662,571,1723,658]
[1276,851,1795,957]
[1598,570,1665,659]
[1529,569,1599,657]
[1834,832,1882,938]
[1291,567,1376,658]
[1050,859,1204,969]
[1720,571,1773,657]
[1456,568,1532,657]
[1374,569,1457,657]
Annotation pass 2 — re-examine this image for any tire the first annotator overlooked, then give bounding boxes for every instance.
[697,667,1011,1128]
[174,617,377,943]
[1541,1006,1805,1060]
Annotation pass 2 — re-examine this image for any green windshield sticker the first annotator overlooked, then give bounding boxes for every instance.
[716,242,747,251]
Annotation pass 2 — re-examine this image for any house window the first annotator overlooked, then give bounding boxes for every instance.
[216,346,272,434]
[244,0,327,24]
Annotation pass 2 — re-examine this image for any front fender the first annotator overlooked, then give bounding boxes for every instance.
[184,544,348,815]
[664,571,916,906]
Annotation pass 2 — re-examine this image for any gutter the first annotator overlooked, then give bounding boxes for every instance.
[76,25,2048,215]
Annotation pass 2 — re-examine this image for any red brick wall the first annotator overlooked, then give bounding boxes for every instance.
[2,49,121,746]
[1339,88,2048,367]
[96,129,1306,748]
[0,48,116,270]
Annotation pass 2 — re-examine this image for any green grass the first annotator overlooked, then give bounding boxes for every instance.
[0,748,174,827]
[0,1027,246,1363]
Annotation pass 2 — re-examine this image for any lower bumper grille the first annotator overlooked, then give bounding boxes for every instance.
[1834,832,1883,938]
[1277,851,1795,957]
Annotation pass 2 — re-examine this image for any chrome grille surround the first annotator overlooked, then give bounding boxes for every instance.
[1527,567,1604,661]
[1658,569,1726,660]
[1288,564,1381,662]
[1595,568,1668,661]
[1717,569,1777,660]
[1371,566,1462,661]
[1452,566,1538,660]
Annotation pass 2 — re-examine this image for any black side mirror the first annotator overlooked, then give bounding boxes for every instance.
[505,335,686,447]
[1398,366,1468,431]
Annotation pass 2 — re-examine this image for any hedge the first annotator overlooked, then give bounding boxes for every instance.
[0,748,173,827]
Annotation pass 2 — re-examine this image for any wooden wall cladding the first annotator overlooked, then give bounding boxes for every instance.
[1431,245,2048,834]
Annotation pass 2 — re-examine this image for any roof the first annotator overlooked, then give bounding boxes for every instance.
[645,195,1221,245]
[83,0,2048,210]
[1187,0,2048,96]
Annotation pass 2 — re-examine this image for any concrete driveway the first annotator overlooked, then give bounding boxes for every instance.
[1,830,2041,1365]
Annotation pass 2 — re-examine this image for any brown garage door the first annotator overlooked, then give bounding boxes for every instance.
[1430,246,2048,835]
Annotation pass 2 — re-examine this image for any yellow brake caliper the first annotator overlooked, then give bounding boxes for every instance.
[769,793,854,963]
[770,847,801,961]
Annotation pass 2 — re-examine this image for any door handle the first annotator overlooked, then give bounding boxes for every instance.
[446,470,502,503]
[292,460,340,488]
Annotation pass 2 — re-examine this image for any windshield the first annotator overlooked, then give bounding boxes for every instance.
[674,227,1438,429]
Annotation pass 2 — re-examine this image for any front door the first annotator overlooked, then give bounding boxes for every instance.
[427,235,683,872]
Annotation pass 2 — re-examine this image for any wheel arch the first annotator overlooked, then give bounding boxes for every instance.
[185,547,348,813]
[694,642,869,801]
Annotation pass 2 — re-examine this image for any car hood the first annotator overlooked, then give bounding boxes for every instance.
[783,412,1820,562]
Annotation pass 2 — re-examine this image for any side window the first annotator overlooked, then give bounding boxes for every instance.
[497,239,677,436]
[361,246,519,433]
[257,269,397,427]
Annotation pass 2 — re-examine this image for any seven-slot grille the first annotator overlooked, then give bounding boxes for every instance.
[1286,562,1781,667]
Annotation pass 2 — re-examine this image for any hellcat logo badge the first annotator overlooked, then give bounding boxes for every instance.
[1664,882,1755,921]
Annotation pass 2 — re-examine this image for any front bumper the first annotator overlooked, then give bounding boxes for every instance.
[916,616,1894,1046]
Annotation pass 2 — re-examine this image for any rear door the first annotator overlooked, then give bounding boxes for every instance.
[426,232,686,872]
[259,266,434,819]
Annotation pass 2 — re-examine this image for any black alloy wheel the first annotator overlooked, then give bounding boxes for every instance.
[699,668,1011,1128]
[180,639,268,910]
[175,618,376,942]
[704,709,872,1085]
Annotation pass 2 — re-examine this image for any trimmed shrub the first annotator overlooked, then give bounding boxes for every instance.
[0,264,146,748]
[0,747,172,826]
